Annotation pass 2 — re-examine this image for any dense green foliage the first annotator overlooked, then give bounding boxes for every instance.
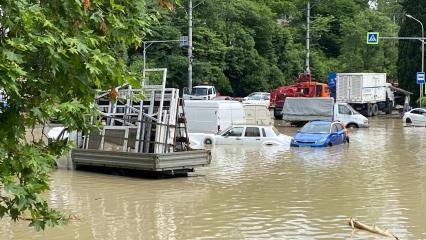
[134,0,401,96]
[0,0,169,230]
[398,1,426,103]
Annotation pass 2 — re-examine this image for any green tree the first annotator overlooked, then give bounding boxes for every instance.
[398,1,426,104]
[0,0,168,230]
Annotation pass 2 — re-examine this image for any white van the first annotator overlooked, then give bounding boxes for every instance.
[184,100,245,133]
[243,104,272,126]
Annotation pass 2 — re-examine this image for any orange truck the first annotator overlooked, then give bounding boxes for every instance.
[270,75,330,119]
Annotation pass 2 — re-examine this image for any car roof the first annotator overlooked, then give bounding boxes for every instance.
[309,120,343,125]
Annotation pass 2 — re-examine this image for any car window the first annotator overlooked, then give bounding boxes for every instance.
[338,105,351,115]
[245,127,260,137]
[222,127,244,137]
[411,109,425,115]
[263,95,269,100]
[208,88,213,95]
[262,128,266,137]
[300,122,330,134]
[249,95,262,100]
[336,123,344,131]
[331,124,339,133]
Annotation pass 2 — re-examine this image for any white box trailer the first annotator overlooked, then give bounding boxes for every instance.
[184,100,245,134]
[336,73,393,116]
[243,104,273,126]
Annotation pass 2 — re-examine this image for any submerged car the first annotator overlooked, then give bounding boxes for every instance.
[242,92,270,107]
[291,120,349,147]
[403,108,426,126]
[189,125,292,146]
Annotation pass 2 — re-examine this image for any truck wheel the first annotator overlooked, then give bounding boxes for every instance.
[346,123,358,129]
[385,101,393,114]
[204,138,213,145]
[274,112,283,120]
[372,104,379,116]
[366,104,373,117]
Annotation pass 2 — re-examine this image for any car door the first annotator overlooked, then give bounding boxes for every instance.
[243,127,262,144]
[410,109,423,125]
[216,126,244,144]
[418,109,426,125]
[329,124,340,145]
[335,123,346,143]
[336,104,352,126]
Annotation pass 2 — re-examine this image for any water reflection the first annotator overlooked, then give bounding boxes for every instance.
[1,118,426,239]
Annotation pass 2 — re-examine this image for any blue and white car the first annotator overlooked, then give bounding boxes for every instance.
[290,120,349,147]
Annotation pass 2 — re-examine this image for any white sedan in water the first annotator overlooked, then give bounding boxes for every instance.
[189,125,291,147]
[403,108,426,126]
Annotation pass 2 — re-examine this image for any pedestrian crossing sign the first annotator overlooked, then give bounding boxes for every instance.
[367,32,379,44]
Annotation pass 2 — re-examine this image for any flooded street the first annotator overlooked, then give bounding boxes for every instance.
[1,117,426,239]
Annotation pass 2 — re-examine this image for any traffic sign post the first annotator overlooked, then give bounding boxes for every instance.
[417,72,425,84]
[367,32,379,45]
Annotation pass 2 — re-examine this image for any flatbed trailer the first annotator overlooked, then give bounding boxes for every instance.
[72,149,211,174]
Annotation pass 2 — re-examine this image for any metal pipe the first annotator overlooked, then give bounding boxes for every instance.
[406,14,424,107]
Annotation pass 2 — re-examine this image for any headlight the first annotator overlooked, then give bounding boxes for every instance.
[363,119,369,124]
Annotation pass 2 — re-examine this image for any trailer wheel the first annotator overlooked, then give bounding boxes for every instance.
[204,138,213,145]
[385,101,393,114]
[372,104,379,116]
[367,104,373,117]
[274,112,283,120]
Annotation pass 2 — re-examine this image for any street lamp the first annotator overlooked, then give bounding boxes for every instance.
[406,14,424,107]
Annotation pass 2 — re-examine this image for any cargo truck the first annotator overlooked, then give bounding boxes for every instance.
[282,97,368,128]
[336,73,393,116]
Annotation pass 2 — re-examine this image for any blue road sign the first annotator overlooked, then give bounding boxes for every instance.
[417,72,425,84]
[367,32,379,45]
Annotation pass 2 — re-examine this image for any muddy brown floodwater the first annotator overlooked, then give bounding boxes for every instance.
[1,117,426,239]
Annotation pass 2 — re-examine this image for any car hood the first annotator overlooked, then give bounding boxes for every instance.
[293,133,328,142]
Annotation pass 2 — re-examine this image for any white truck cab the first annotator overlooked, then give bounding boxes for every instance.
[334,103,369,128]
[183,85,217,100]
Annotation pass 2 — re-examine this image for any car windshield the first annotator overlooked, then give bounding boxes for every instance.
[192,88,207,96]
[345,104,360,115]
[300,122,330,134]
[248,95,262,100]
[271,127,280,136]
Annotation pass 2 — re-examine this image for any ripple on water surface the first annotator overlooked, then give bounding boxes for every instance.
[1,118,426,239]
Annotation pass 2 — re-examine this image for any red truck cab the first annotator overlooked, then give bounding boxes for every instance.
[270,81,329,119]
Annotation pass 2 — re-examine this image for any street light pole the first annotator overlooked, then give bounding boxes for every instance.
[188,0,193,90]
[305,0,311,74]
[406,14,424,107]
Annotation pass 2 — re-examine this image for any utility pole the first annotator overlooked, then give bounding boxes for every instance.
[188,0,193,90]
[305,0,311,74]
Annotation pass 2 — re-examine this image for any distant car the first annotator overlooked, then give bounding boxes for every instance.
[403,108,426,126]
[242,92,270,107]
[189,125,291,146]
[290,120,349,147]
[212,96,235,101]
